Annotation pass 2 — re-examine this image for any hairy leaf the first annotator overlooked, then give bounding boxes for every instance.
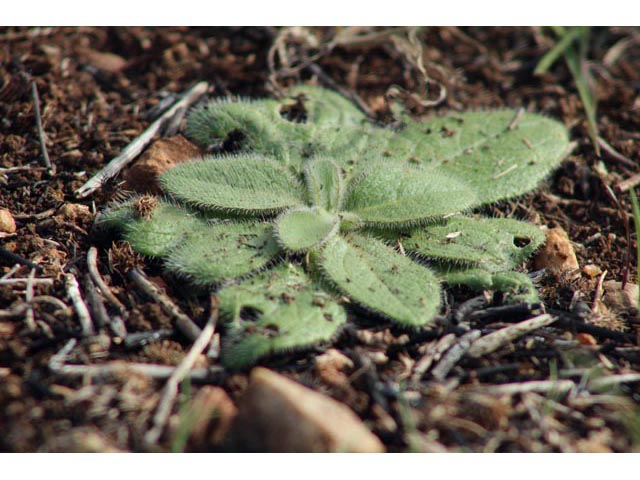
[437,267,539,304]
[165,221,281,285]
[403,216,545,271]
[160,154,305,214]
[219,263,346,370]
[275,207,339,252]
[304,157,344,212]
[119,201,205,258]
[318,234,441,327]
[287,85,367,126]
[343,164,477,227]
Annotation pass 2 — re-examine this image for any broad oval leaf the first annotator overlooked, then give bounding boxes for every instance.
[275,207,339,252]
[122,201,205,258]
[343,164,477,227]
[160,154,306,214]
[403,216,545,272]
[165,221,281,285]
[219,263,347,370]
[395,111,570,205]
[319,233,441,327]
[304,157,344,212]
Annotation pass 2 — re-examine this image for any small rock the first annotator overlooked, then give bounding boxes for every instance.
[576,333,597,346]
[123,135,202,193]
[229,367,385,452]
[80,48,128,73]
[532,227,579,274]
[582,264,602,278]
[0,208,16,233]
[314,348,353,389]
[603,280,639,313]
[41,427,126,453]
[181,386,237,447]
[56,203,93,223]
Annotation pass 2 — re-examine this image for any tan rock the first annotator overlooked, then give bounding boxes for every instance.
[532,227,579,274]
[182,386,238,447]
[80,48,128,73]
[314,348,354,389]
[0,208,16,233]
[56,203,92,223]
[123,135,202,193]
[603,280,638,313]
[229,367,385,452]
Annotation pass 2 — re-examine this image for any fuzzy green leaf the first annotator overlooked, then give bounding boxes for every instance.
[165,221,281,285]
[160,155,305,214]
[219,263,347,370]
[343,164,477,227]
[319,233,441,327]
[394,111,571,205]
[403,216,545,272]
[119,201,205,258]
[304,157,344,212]
[287,85,367,126]
[436,267,539,304]
[275,207,339,253]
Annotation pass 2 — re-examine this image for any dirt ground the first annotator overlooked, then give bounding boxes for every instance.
[1,26,640,452]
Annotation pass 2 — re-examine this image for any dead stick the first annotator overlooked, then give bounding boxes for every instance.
[87,246,126,314]
[49,339,222,381]
[474,379,577,396]
[467,314,556,358]
[75,81,209,199]
[411,333,457,383]
[24,268,37,332]
[129,268,201,341]
[64,273,95,336]
[145,299,218,445]
[597,136,636,169]
[31,80,54,173]
[618,172,640,193]
[431,330,481,380]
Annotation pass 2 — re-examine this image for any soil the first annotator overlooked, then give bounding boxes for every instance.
[1,26,640,453]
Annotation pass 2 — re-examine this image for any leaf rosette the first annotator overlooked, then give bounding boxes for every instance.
[102,86,570,368]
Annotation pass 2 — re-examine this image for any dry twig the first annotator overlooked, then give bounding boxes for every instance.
[64,273,95,336]
[49,339,223,381]
[87,246,126,314]
[31,80,53,173]
[75,81,209,199]
[145,297,219,445]
[431,330,482,380]
[129,268,201,341]
[467,314,556,358]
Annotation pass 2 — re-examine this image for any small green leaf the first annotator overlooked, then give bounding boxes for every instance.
[124,202,205,258]
[318,233,441,327]
[220,263,347,370]
[343,164,477,227]
[160,154,306,214]
[304,157,344,212]
[403,216,545,272]
[165,221,281,285]
[287,85,367,126]
[275,207,339,253]
[437,268,539,304]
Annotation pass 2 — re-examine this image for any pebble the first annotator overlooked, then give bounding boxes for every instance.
[123,135,202,193]
[229,367,385,452]
[532,227,579,274]
[0,208,16,233]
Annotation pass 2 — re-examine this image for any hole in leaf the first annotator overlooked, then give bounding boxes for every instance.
[218,129,246,153]
[279,96,308,123]
[513,236,532,248]
[238,306,262,321]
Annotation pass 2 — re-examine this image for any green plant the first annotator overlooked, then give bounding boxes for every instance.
[102,85,570,369]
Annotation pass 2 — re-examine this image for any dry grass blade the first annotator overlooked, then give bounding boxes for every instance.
[629,189,640,311]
